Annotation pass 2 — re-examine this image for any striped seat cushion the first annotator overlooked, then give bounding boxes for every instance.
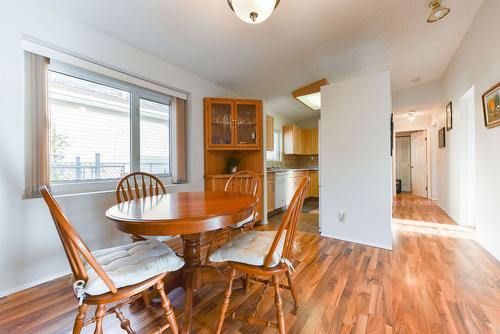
[84,239,184,295]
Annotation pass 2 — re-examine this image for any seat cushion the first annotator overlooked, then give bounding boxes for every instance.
[84,239,184,295]
[229,214,254,229]
[145,235,177,242]
[209,230,285,267]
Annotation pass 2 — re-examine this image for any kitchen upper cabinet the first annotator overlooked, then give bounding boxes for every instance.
[302,128,318,155]
[266,115,274,151]
[311,128,318,154]
[283,125,303,154]
[302,128,313,154]
[204,98,262,150]
[283,125,318,155]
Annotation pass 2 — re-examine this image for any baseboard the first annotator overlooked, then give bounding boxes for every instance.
[320,232,393,250]
[0,270,70,298]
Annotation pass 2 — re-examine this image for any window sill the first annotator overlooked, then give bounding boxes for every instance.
[50,176,176,197]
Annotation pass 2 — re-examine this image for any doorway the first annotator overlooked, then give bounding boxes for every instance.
[395,130,428,197]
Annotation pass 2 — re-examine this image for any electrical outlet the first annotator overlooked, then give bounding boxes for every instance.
[338,211,346,223]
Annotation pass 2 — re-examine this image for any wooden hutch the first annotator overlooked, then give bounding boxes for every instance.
[203,98,264,221]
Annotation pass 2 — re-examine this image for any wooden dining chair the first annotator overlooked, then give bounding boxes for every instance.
[116,172,181,308]
[209,176,310,334]
[40,185,183,334]
[116,172,178,243]
[116,172,166,203]
[205,170,260,264]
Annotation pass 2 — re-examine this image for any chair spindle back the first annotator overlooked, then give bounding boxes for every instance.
[224,171,259,197]
[40,186,118,293]
[225,171,260,222]
[263,176,310,268]
[116,172,166,204]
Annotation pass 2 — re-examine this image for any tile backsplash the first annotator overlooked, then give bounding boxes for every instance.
[267,154,318,168]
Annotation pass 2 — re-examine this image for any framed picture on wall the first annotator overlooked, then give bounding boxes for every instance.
[482,82,500,129]
[446,101,453,130]
[438,127,446,148]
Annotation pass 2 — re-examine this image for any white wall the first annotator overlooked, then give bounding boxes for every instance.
[394,113,432,132]
[0,0,238,296]
[439,0,500,259]
[267,110,295,132]
[297,115,320,128]
[320,72,393,250]
[392,80,442,110]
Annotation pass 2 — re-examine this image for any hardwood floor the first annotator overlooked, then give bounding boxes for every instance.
[1,199,499,334]
[393,193,457,225]
[296,212,320,235]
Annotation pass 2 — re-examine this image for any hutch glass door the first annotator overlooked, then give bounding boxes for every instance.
[235,103,257,146]
[209,102,233,145]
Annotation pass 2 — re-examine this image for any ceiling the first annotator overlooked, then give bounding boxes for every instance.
[39,0,483,120]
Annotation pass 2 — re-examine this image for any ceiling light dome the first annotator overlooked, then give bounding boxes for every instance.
[227,0,280,24]
[427,0,450,23]
[408,111,416,121]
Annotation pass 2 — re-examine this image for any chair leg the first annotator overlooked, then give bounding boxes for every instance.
[94,304,106,334]
[216,269,236,334]
[114,308,135,334]
[244,274,251,292]
[141,290,151,309]
[204,230,217,264]
[73,303,88,334]
[272,275,286,334]
[286,269,299,306]
[156,280,179,334]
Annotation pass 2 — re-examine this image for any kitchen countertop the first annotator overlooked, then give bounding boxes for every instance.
[267,167,318,173]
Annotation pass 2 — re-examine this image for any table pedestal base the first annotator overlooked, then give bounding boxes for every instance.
[164,233,228,334]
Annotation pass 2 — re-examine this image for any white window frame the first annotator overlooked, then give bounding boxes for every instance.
[49,61,173,195]
[266,129,282,162]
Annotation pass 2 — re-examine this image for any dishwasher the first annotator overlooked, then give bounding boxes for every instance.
[274,172,289,209]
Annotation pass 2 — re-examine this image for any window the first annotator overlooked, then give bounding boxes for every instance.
[48,64,173,187]
[266,130,282,161]
[139,98,170,176]
[23,48,187,198]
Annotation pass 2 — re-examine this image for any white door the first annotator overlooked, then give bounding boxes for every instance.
[396,137,411,191]
[410,131,427,197]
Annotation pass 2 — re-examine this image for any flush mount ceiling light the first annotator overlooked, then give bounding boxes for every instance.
[293,79,330,111]
[227,0,280,24]
[427,0,450,23]
[408,111,416,121]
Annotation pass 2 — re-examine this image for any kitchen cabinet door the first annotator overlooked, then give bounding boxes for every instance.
[267,174,275,212]
[283,125,303,154]
[310,171,319,197]
[311,128,318,154]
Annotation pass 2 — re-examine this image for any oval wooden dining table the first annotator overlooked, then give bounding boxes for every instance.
[106,191,257,333]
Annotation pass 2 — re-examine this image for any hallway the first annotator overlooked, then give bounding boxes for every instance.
[392,193,477,240]
[393,193,456,225]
